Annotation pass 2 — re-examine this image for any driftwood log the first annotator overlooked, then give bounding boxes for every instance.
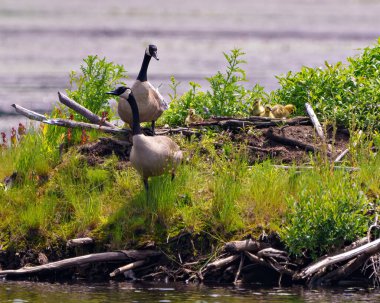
[295,238,380,281]
[0,250,160,279]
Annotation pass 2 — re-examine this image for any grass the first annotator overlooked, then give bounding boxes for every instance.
[1,43,380,258]
[0,129,378,259]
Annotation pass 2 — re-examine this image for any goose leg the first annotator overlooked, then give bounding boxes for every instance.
[151,120,156,135]
[171,171,175,181]
[143,178,149,191]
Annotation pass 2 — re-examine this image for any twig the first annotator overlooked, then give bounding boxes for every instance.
[271,165,360,172]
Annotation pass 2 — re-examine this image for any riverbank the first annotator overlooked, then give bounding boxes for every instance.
[1,41,380,286]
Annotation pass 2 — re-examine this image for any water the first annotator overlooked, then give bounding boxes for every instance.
[1,281,380,303]
[1,0,379,134]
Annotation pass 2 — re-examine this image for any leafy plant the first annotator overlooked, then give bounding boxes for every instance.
[282,170,371,258]
[273,39,380,130]
[67,55,127,120]
[161,49,264,126]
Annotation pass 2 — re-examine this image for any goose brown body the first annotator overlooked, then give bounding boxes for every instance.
[130,134,183,179]
[118,45,167,130]
[118,81,166,126]
[107,86,182,191]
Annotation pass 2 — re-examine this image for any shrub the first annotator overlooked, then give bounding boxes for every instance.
[161,49,265,126]
[282,170,371,258]
[273,39,380,130]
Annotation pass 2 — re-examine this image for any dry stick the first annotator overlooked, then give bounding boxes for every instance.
[66,237,94,248]
[224,239,271,253]
[0,250,160,278]
[234,254,245,284]
[58,92,115,128]
[305,102,326,142]
[271,165,359,172]
[11,104,47,122]
[334,149,349,163]
[334,130,363,163]
[295,238,380,280]
[12,104,129,136]
[109,260,146,278]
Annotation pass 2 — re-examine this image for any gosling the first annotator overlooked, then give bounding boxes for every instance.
[250,99,265,116]
[107,87,182,191]
[185,108,203,126]
[260,106,275,118]
[271,104,296,119]
[117,44,168,134]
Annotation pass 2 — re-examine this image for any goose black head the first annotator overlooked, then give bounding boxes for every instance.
[146,44,159,60]
[106,86,132,100]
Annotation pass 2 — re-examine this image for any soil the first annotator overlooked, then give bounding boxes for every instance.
[78,123,350,166]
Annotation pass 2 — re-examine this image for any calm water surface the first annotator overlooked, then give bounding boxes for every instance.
[1,281,380,303]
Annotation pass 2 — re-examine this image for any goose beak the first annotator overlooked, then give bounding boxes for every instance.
[106,90,118,96]
[152,51,159,60]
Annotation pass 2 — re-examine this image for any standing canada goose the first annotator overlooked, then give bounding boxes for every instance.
[117,45,168,134]
[107,87,182,191]
[185,108,203,126]
[250,99,265,116]
[271,104,296,119]
[260,106,275,118]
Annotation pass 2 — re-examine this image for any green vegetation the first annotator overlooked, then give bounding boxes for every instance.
[1,40,380,260]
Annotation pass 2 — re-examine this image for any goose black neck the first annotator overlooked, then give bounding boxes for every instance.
[127,94,142,135]
[136,53,151,82]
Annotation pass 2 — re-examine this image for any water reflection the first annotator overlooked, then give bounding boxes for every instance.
[1,281,379,303]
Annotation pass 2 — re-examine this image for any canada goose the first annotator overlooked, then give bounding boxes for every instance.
[260,106,275,118]
[107,87,182,191]
[185,108,203,126]
[271,104,296,119]
[250,99,265,116]
[117,45,168,134]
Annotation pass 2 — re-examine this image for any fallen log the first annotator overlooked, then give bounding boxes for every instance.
[0,250,160,279]
[224,239,270,253]
[295,238,380,280]
[311,254,369,287]
[265,127,325,154]
[58,92,115,128]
